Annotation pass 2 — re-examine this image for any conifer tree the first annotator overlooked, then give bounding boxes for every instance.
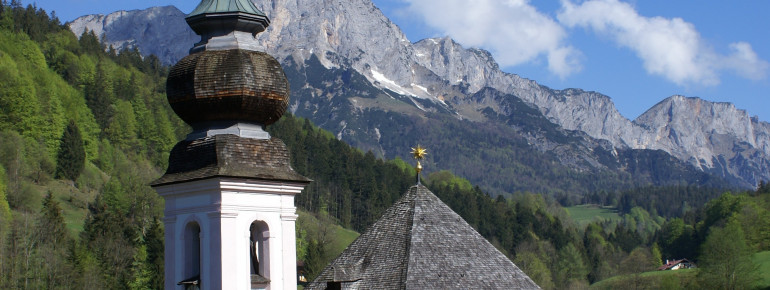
[82,192,138,286]
[304,239,325,281]
[145,218,164,289]
[85,61,115,129]
[38,191,67,241]
[554,243,588,288]
[36,191,74,288]
[758,180,769,195]
[55,120,85,181]
[78,30,102,55]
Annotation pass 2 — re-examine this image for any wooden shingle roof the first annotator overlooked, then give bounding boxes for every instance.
[151,134,310,186]
[166,49,290,127]
[307,185,540,289]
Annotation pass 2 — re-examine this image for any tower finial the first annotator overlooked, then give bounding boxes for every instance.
[410,145,427,185]
[186,0,271,53]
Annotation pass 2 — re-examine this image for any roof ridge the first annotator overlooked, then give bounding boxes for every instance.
[399,186,420,288]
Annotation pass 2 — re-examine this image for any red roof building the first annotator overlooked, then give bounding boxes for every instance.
[658,259,696,271]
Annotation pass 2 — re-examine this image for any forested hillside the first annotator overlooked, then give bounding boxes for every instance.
[0,2,768,289]
[0,2,181,288]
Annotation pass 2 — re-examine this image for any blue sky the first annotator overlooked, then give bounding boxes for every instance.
[23,0,770,122]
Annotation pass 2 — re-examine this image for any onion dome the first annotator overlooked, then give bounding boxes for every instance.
[166,0,289,138]
[166,49,289,128]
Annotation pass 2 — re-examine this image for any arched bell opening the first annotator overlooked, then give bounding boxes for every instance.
[250,220,271,286]
[181,221,202,289]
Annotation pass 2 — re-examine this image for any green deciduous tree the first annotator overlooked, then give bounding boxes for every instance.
[659,218,696,260]
[619,247,656,289]
[0,131,38,210]
[736,201,770,251]
[697,220,759,290]
[651,243,663,268]
[105,99,138,149]
[0,52,44,137]
[514,252,554,289]
[24,137,55,184]
[3,211,37,288]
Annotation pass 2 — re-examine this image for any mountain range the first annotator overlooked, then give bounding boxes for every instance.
[68,1,769,195]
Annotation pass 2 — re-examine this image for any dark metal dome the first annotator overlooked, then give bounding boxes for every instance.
[166,49,290,127]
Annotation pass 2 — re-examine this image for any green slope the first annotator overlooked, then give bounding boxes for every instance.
[590,251,770,289]
[589,268,697,289]
[754,251,770,289]
[565,204,621,226]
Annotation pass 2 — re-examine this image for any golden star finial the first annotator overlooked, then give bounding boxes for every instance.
[411,145,427,160]
[411,145,427,185]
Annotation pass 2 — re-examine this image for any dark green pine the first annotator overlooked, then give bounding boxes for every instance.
[55,120,86,181]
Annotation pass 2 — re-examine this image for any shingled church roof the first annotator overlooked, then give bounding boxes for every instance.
[307,185,540,289]
[151,134,310,186]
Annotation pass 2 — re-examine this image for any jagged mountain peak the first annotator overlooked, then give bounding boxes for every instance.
[67,1,770,189]
[414,37,499,70]
[633,95,766,177]
[254,0,415,77]
[636,95,755,139]
[413,36,503,92]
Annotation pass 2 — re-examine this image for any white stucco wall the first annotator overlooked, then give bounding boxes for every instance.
[155,178,305,290]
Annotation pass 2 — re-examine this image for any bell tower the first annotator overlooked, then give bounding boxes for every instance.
[151,0,309,289]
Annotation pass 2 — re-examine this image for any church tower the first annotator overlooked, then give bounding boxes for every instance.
[151,0,310,289]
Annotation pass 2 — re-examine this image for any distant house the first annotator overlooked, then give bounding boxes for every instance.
[658,259,696,271]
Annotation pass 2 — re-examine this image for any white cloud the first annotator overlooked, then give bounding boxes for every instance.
[558,0,768,86]
[548,46,583,78]
[725,42,769,80]
[403,0,581,78]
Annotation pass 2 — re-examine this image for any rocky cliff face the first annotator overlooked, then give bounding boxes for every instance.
[68,1,770,188]
[69,6,196,65]
[633,96,770,183]
[399,34,770,187]
[255,0,416,82]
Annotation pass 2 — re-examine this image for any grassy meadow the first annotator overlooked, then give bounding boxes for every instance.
[565,204,622,226]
